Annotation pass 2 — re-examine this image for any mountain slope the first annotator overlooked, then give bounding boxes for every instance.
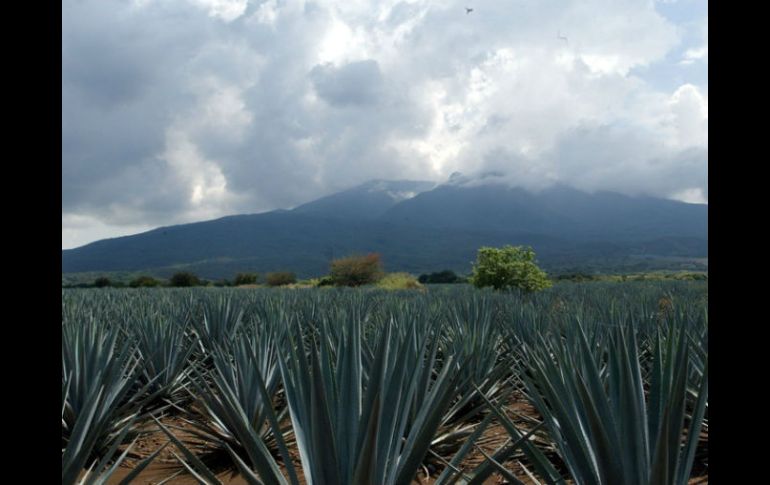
[292,179,435,219]
[62,180,708,279]
[62,211,571,277]
[381,183,707,242]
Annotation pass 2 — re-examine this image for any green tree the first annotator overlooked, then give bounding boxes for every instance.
[169,272,201,287]
[233,273,259,286]
[470,245,552,292]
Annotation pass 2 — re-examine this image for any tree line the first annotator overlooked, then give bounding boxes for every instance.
[65,246,554,293]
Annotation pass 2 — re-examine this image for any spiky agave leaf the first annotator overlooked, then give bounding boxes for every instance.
[194,294,246,352]
[278,302,464,485]
[182,328,298,485]
[62,321,166,485]
[518,321,708,485]
[133,311,196,405]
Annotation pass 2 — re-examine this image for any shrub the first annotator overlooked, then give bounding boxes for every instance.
[93,277,111,288]
[265,272,297,287]
[301,276,334,287]
[554,272,596,282]
[233,273,259,286]
[470,245,552,293]
[418,270,463,284]
[129,275,160,288]
[377,273,424,290]
[316,275,335,287]
[330,253,384,287]
[169,272,201,287]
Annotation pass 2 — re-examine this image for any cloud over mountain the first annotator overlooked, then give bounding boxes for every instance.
[62,0,708,248]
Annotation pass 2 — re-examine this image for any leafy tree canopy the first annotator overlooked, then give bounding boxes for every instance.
[470,245,552,293]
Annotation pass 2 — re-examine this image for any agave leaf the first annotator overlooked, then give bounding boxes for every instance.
[434,410,496,485]
[155,417,222,484]
[116,441,172,485]
[675,359,708,484]
[472,445,527,485]
[225,444,266,485]
[467,387,561,485]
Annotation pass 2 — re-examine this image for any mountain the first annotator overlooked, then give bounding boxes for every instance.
[292,179,436,219]
[62,179,708,279]
[381,183,707,242]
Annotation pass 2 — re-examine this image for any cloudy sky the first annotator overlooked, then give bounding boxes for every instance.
[62,0,707,249]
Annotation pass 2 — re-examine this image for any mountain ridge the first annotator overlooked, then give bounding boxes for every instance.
[62,179,707,278]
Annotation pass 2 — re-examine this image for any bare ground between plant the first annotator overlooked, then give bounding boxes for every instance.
[107,395,708,485]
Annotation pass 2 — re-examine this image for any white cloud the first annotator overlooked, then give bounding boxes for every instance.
[63,0,708,247]
[253,0,280,26]
[191,0,248,22]
[160,126,245,221]
[62,214,156,249]
[670,187,707,204]
[668,83,708,148]
[680,45,707,65]
[317,18,371,65]
[186,77,255,141]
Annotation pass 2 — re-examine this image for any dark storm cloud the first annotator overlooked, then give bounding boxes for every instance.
[62,0,209,222]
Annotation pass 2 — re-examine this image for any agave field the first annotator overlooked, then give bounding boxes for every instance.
[62,282,708,485]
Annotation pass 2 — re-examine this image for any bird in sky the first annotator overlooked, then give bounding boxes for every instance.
[466,7,474,14]
[557,30,568,43]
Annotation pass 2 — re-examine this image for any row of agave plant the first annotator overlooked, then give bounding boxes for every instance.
[62,281,708,485]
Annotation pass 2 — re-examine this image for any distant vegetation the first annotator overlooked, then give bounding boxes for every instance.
[233,273,259,286]
[265,272,297,287]
[314,275,335,287]
[330,253,384,287]
[418,270,466,284]
[376,272,423,290]
[129,275,161,288]
[64,268,707,289]
[169,272,202,287]
[93,276,112,288]
[553,271,708,283]
[470,245,552,293]
[61,246,706,290]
